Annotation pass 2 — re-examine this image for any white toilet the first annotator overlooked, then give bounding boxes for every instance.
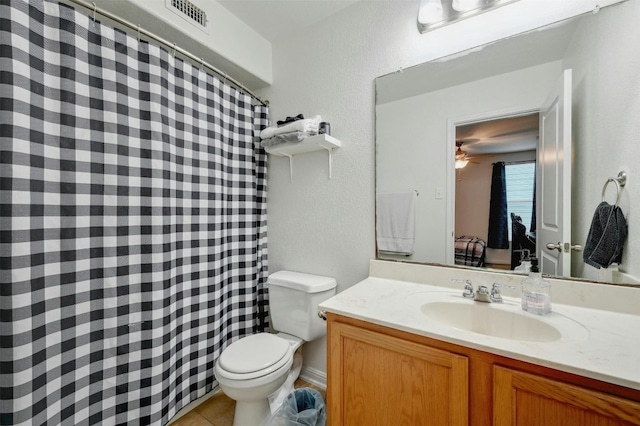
[214,271,337,426]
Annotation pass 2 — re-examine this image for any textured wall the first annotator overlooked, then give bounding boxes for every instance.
[566,0,640,282]
[256,0,628,374]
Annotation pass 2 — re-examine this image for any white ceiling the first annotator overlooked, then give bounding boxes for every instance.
[456,113,539,156]
[216,0,361,43]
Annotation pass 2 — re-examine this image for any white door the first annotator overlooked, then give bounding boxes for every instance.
[538,69,572,276]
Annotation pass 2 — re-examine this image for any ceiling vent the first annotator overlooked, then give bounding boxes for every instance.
[167,0,208,31]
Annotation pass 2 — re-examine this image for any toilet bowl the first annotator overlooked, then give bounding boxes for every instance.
[214,271,337,426]
[215,333,301,426]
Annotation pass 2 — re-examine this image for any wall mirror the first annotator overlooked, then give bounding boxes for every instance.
[375,0,638,286]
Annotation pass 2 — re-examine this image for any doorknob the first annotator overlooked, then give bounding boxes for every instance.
[546,242,562,252]
[546,242,584,252]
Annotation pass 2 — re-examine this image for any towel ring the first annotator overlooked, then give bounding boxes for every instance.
[601,171,627,208]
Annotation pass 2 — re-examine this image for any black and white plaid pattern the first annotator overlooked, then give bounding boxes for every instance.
[0,0,269,424]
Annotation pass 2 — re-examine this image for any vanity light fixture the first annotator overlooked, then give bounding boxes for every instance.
[418,0,519,33]
[418,0,444,24]
[452,0,481,12]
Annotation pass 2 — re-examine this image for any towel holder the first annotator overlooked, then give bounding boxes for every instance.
[601,171,627,207]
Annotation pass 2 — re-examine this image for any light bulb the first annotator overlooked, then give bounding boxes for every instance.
[452,0,481,12]
[455,159,469,169]
[418,0,443,24]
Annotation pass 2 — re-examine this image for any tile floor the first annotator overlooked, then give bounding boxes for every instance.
[170,379,326,426]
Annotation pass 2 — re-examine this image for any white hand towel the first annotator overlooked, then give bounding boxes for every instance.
[260,115,321,140]
[376,192,417,255]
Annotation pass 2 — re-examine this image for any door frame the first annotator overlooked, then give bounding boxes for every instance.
[445,105,541,265]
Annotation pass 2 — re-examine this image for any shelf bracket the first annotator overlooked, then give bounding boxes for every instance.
[281,153,294,183]
[280,149,334,182]
[265,134,341,182]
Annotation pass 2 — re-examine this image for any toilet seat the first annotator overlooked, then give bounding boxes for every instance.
[216,333,293,381]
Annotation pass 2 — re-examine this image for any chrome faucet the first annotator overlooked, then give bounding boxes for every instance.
[453,280,515,303]
[452,279,475,299]
[490,283,516,303]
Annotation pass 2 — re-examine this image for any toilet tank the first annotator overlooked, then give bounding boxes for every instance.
[268,271,337,342]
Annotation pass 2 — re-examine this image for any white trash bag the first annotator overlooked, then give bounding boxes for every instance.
[263,388,326,426]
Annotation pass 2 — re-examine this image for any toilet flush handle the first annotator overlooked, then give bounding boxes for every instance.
[318,310,328,321]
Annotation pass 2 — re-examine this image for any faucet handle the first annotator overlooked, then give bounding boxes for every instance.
[452,279,475,299]
[490,283,516,303]
[492,283,516,291]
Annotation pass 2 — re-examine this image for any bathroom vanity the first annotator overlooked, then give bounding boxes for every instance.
[320,261,640,426]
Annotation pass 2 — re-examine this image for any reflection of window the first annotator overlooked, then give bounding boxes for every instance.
[506,162,536,240]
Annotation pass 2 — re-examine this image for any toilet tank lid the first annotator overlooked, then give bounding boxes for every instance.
[267,271,337,293]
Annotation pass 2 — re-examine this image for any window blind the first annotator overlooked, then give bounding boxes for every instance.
[505,162,536,240]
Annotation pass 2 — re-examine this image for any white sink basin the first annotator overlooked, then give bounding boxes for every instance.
[420,300,562,342]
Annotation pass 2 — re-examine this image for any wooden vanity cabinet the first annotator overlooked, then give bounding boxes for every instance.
[494,367,640,425]
[327,318,469,425]
[327,314,640,426]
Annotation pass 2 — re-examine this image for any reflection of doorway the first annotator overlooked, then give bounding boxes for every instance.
[446,70,574,276]
[453,113,539,270]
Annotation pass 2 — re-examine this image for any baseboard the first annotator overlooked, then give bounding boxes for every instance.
[168,366,325,424]
[300,365,327,389]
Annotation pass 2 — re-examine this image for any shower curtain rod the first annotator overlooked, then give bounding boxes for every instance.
[67,0,269,106]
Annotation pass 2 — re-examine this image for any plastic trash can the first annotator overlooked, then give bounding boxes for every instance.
[266,388,326,426]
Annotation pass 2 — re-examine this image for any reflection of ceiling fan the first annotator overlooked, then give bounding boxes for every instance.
[455,141,477,169]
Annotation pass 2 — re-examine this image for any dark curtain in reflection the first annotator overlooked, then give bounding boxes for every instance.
[487,162,509,249]
[530,177,537,234]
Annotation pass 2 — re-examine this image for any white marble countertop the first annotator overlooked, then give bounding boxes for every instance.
[320,276,640,390]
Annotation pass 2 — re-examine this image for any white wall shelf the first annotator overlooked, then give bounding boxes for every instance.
[264,134,341,182]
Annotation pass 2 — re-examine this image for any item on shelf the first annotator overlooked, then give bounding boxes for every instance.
[260,131,309,148]
[276,113,304,126]
[319,122,331,135]
[260,115,322,140]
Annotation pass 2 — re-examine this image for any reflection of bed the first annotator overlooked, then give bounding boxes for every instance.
[454,236,486,267]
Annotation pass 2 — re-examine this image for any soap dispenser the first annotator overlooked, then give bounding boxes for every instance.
[514,249,532,273]
[520,257,551,315]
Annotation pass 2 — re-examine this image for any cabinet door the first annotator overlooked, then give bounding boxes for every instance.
[328,321,469,426]
[494,366,640,425]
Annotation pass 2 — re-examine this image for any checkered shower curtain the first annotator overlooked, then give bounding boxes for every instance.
[0,0,269,424]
